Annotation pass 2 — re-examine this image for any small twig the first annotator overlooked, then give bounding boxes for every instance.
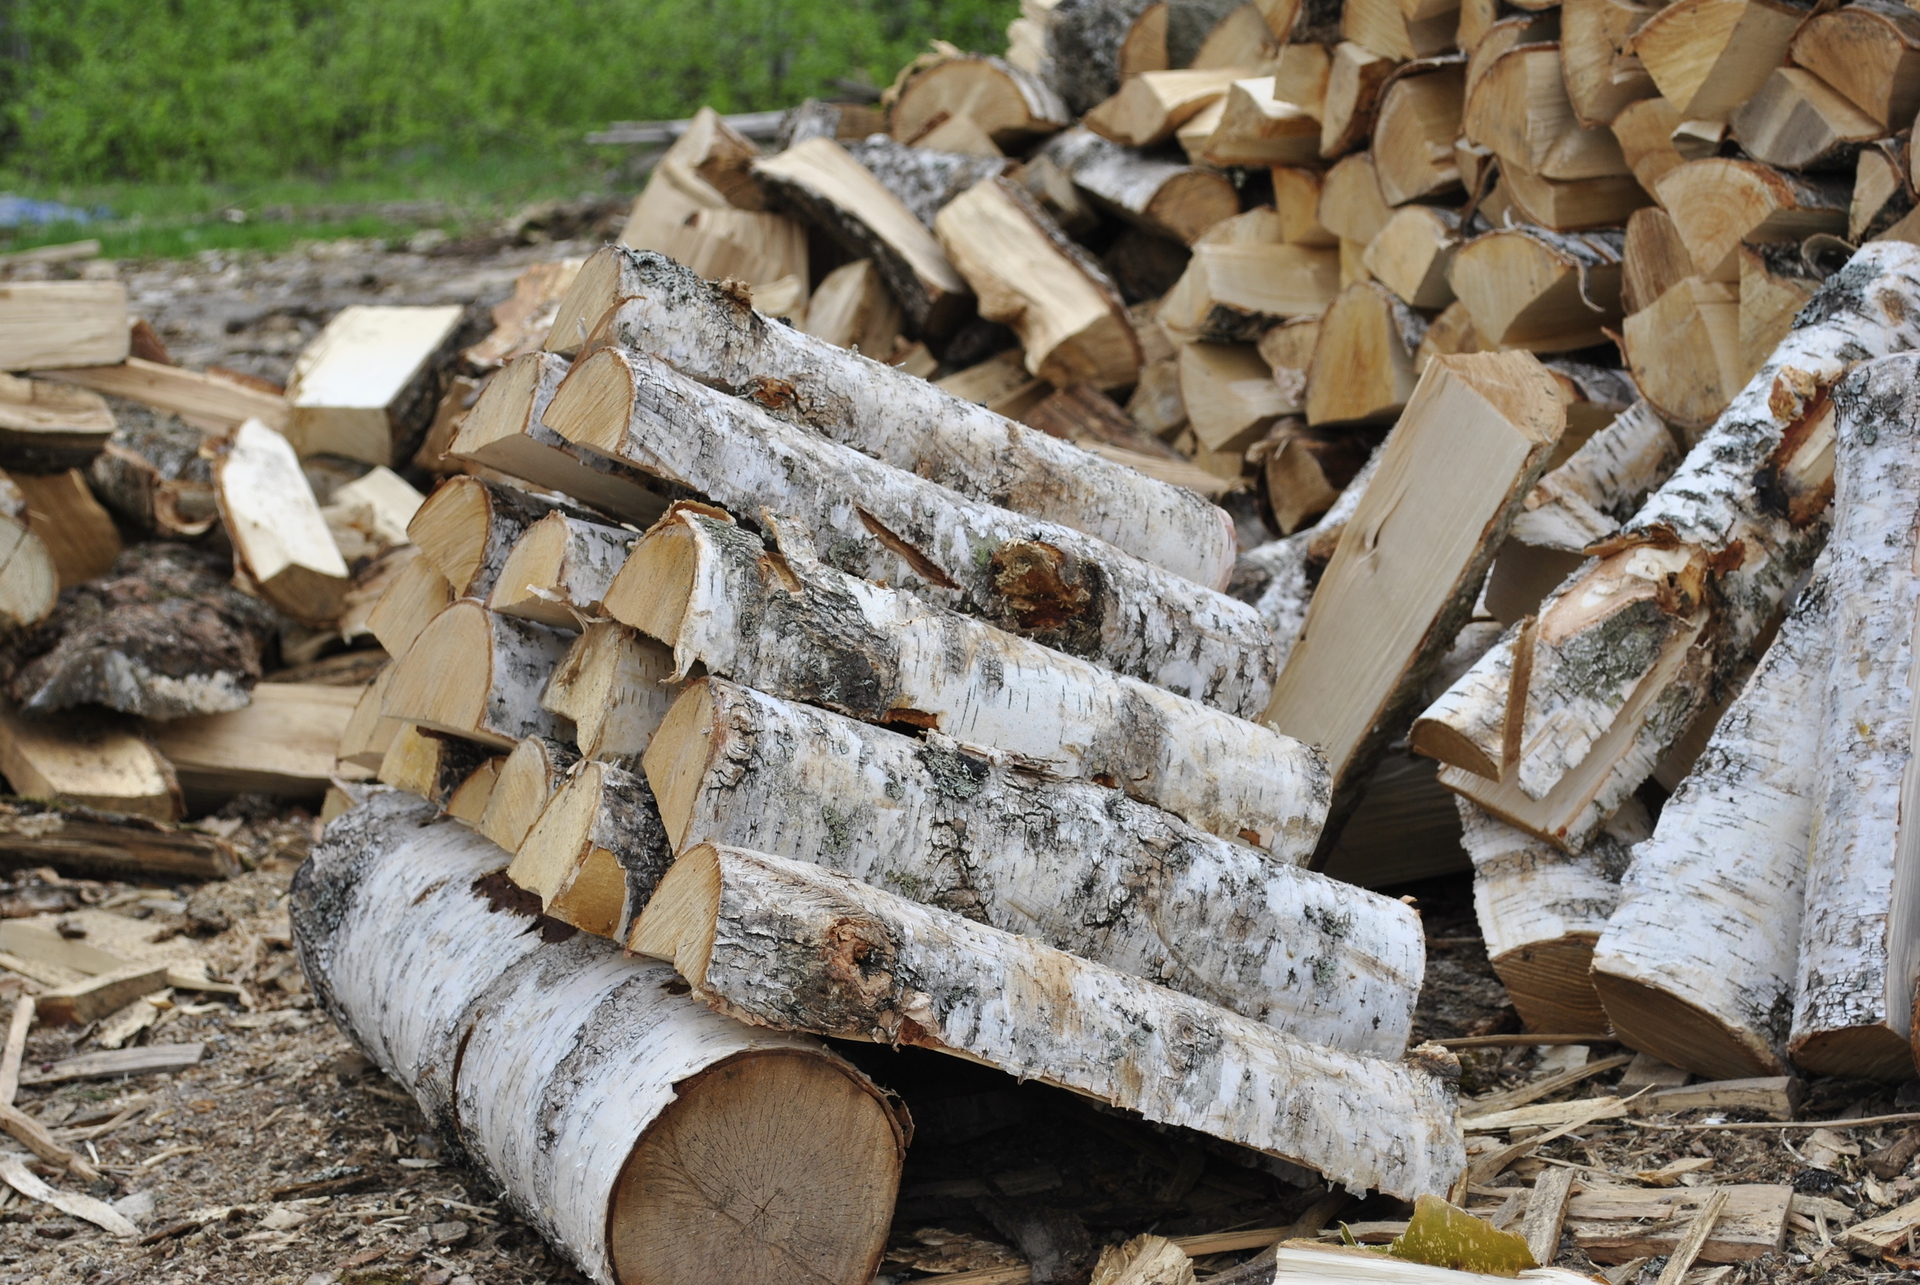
[0,996,32,1106]
[0,1101,100,1182]
[1437,1034,1617,1049]
[1638,1111,1920,1133]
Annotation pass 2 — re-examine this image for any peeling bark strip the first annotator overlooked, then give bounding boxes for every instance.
[1792,354,1920,1082]
[545,346,1275,716]
[1416,242,1920,850]
[1592,563,1835,1081]
[554,247,1237,591]
[1458,799,1634,1037]
[633,844,1466,1200]
[292,794,907,1285]
[649,677,1420,1055]
[607,508,1329,858]
[1508,401,1683,553]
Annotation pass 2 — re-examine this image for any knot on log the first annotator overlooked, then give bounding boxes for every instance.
[990,540,1101,640]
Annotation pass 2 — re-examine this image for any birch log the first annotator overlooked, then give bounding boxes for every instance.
[508,760,673,941]
[488,511,634,630]
[382,602,573,750]
[1459,798,1635,1035]
[541,622,679,767]
[1507,401,1682,552]
[1791,353,1920,1081]
[1415,242,1920,851]
[408,475,592,601]
[545,346,1275,716]
[1036,126,1241,245]
[633,844,1465,1200]
[606,506,1329,857]
[292,794,907,1285]
[477,735,579,854]
[551,247,1237,589]
[646,676,1420,1055]
[1591,564,1834,1080]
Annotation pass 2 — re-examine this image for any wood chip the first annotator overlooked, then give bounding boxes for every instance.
[0,1151,134,1236]
[1655,1188,1728,1285]
[0,996,31,1105]
[20,1041,205,1085]
[1522,1167,1576,1264]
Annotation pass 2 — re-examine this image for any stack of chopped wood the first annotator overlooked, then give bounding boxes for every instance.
[323,241,1483,1281]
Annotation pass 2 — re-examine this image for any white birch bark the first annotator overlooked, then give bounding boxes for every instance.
[635,843,1466,1200]
[547,345,1275,716]
[577,247,1238,590]
[488,512,635,630]
[1037,127,1232,244]
[1508,401,1683,553]
[660,677,1421,1055]
[1233,444,1385,665]
[1459,798,1637,1035]
[614,507,1330,858]
[1419,242,1920,812]
[1591,562,1834,1080]
[1792,352,1920,1080]
[292,793,904,1285]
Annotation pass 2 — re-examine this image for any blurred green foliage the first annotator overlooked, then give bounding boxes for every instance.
[0,0,1017,183]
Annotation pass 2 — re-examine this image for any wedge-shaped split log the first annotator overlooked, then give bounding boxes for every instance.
[1415,242,1920,853]
[540,623,677,768]
[292,794,908,1285]
[553,247,1235,589]
[545,346,1276,715]
[1792,354,1920,1081]
[1160,242,1340,344]
[1448,227,1624,354]
[284,305,463,466]
[1592,562,1834,1080]
[508,760,672,941]
[382,602,572,750]
[607,506,1329,857]
[214,420,349,626]
[408,475,592,602]
[377,725,494,808]
[364,555,452,659]
[476,735,578,854]
[633,843,1465,1200]
[647,677,1420,1053]
[488,511,634,629]
[1036,127,1239,245]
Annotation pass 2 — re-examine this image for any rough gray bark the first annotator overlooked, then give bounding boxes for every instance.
[1046,0,1162,114]
[634,844,1467,1200]
[844,137,1010,229]
[569,247,1239,590]
[659,677,1422,1054]
[5,543,280,721]
[508,759,674,942]
[548,346,1274,716]
[86,413,218,539]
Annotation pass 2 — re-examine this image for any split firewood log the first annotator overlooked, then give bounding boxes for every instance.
[1507,400,1681,552]
[1270,167,1338,246]
[1791,353,1920,1081]
[1043,0,1169,114]
[558,248,1237,589]
[1315,152,1393,251]
[284,305,465,466]
[544,349,1275,714]
[1448,226,1625,353]
[1085,68,1249,147]
[1414,241,1920,852]
[0,494,56,634]
[1729,68,1880,172]
[1181,0,1281,66]
[487,512,633,630]
[605,506,1328,857]
[86,414,218,539]
[842,137,1010,229]
[377,725,494,807]
[801,259,904,358]
[293,794,906,1285]
[0,374,115,473]
[1255,0,1345,44]
[1370,58,1466,204]
[1623,0,1804,122]
[382,602,572,750]
[1267,352,1564,810]
[1457,798,1638,1034]
[938,349,1050,420]
[1620,206,1695,316]
[1319,42,1397,158]
[507,760,672,940]
[1255,418,1372,534]
[909,112,1002,156]
[936,179,1143,390]
[1622,276,1744,431]
[155,680,364,804]
[1789,0,1920,132]
[1037,127,1239,244]
[1192,76,1319,166]
[1304,280,1425,425]
[1609,96,1686,193]
[1160,243,1340,343]
[463,260,588,374]
[408,475,591,602]
[632,843,1464,1200]
[1363,206,1461,308]
[443,757,504,828]
[0,281,128,371]
[1655,159,1849,281]
[1591,561,1833,1080]
[1851,139,1915,242]
[476,735,578,854]
[1465,43,1633,182]
[214,420,349,627]
[540,623,678,768]
[754,138,972,337]
[1495,164,1653,232]
[1737,244,1823,382]
[0,697,180,822]
[1178,342,1297,463]
[338,668,401,772]
[1413,300,1482,371]
[6,543,278,721]
[364,555,452,659]
[1559,0,1658,127]
[890,54,1070,148]
[649,675,1424,1053]
[1341,0,1455,62]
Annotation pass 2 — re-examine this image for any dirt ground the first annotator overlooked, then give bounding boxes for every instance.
[0,235,1916,1284]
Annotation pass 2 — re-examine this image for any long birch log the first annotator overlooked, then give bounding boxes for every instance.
[550,246,1237,590]
[381,601,573,750]
[1590,562,1834,1080]
[633,844,1465,1200]
[646,676,1421,1055]
[1414,241,1920,851]
[545,345,1275,716]
[1791,353,1920,1081]
[1458,798,1637,1035]
[292,794,907,1285]
[607,506,1329,858]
